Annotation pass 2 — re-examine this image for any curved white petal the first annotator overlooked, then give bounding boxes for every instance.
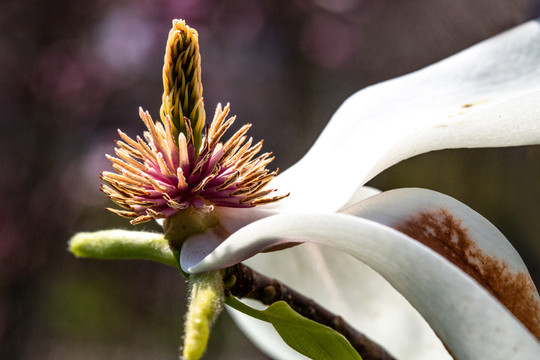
[179,192,384,272]
[343,187,540,339]
[189,213,540,359]
[215,206,284,232]
[343,188,533,273]
[339,185,381,210]
[179,206,285,271]
[274,19,540,212]
[180,230,223,271]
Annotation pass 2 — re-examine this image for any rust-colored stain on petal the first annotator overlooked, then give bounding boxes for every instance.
[461,99,489,108]
[395,209,540,340]
[448,99,490,118]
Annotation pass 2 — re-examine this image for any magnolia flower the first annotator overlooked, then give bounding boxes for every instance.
[75,18,540,360]
[97,20,291,359]
[180,19,540,359]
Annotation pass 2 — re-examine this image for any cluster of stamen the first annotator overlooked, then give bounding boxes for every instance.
[101,104,288,225]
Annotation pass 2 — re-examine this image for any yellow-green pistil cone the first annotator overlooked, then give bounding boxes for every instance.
[161,19,205,153]
[183,271,224,360]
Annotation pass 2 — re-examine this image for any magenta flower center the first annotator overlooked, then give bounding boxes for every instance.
[102,104,288,225]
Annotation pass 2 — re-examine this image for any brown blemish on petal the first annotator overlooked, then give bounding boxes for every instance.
[448,99,490,118]
[461,99,489,108]
[395,209,540,340]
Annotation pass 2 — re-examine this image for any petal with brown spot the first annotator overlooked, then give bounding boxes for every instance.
[343,187,540,340]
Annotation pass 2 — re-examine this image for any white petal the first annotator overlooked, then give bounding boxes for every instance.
[343,188,534,273]
[215,206,283,233]
[273,20,540,212]
[343,187,540,339]
[339,185,381,210]
[181,186,381,271]
[179,206,284,271]
[180,229,223,271]
[189,213,539,359]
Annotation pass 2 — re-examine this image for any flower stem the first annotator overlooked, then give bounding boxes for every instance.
[69,230,178,268]
[183,270,224,360]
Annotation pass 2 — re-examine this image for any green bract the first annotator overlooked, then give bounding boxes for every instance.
[226,297,362,360]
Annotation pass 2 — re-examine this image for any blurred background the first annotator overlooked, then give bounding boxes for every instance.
[1,0,539,359]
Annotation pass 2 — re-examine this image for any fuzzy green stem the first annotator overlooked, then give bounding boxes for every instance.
[183,270,224,360]
[69,230,178,268]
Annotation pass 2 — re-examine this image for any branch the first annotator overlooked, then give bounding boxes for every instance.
[223,263,396,360]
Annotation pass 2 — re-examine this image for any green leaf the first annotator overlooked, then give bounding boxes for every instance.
[225,297,362,360]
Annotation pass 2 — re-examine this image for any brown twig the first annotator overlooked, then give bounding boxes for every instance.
[222,263,397,360]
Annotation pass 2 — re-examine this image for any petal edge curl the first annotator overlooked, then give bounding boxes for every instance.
[189,213,540,359]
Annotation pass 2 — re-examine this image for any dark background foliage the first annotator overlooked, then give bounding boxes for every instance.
[1,0,539,359]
